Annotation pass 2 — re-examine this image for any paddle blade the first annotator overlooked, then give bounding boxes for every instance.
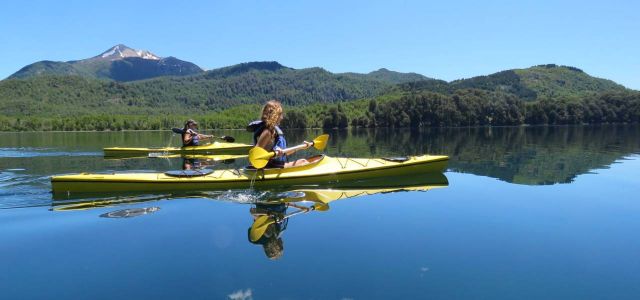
[250,215,275,242]
[171,127,184,134]
[312,134,330,150]
[312,202,330,212]
[249,147,275,169]
[220,136,235,143]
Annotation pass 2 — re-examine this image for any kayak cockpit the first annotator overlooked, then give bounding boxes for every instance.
[243,155,326,174]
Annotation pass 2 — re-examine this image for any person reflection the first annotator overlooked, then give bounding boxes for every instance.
[248,202,288,260]
[182,157,202,170]
[248,193,326,259]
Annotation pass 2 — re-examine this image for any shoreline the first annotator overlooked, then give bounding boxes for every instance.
[0,123,636,133]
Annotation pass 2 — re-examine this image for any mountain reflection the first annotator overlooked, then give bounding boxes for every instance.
[318,125,639,185]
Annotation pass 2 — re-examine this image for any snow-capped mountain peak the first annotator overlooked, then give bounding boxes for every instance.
[97,44,160,61]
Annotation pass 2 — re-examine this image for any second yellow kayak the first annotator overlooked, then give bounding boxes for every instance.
[103,141,253,157]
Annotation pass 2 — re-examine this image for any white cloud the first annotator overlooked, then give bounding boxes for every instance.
[228,288,252,300]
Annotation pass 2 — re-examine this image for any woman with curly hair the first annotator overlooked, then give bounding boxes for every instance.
[247,100,311,168]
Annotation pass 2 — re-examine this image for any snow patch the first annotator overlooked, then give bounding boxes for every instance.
[100,45,160,60]
[136,50,160,60]
[101,46,118,58]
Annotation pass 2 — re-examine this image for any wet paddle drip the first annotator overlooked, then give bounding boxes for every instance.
[203,189,268,204]
[249,169,259,189]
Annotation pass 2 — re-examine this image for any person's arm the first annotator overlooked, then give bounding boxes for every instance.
[282,141,312,155]
[256,130,271,148]
[257,130,284,156]
[182,130,192,145]
[197,133,213,140]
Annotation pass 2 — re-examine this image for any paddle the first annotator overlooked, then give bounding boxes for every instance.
[249,202,328,242]
[171,127,236,143]
[248,134,329,169]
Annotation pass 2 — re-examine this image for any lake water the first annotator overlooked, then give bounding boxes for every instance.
[1,125,639,299]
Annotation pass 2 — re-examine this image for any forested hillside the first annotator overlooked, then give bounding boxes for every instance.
[0,61,637,131]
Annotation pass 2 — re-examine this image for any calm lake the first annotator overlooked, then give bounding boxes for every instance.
[1,125,639,299]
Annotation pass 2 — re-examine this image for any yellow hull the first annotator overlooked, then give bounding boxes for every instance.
[103,142,253,157]
[51,155,449,194]
[52,173,448,210]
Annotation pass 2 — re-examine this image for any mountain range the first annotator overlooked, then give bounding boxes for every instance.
[8,44,203,81]
[0,44,633,122]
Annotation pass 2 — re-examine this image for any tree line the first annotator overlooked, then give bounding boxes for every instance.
[348,89,640,128]
[1,88,638,131]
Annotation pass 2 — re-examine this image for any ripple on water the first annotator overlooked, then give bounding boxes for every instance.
[0,170,52,209]
[200,190,267,204]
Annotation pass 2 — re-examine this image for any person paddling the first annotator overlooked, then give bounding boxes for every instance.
[182,119,213,147]
[247,100,311,168]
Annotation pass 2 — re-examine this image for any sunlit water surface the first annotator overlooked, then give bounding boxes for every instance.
[1,126,639,299]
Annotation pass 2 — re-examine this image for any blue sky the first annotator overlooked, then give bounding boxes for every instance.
[1,0,638,89]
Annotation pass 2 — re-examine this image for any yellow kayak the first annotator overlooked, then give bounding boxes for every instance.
[52,172,448,210]
[103,141,253,157]
[51,154,448,194]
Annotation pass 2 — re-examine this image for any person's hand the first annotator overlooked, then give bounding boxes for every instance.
[274,148,284,157]
[303,141,312,149]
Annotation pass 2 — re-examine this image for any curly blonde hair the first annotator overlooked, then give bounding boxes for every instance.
[261,100,283,135]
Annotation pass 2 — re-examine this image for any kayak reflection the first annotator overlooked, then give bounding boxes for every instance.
[52,193,193,210]
[50,172,447,261]
[247,172,449,259]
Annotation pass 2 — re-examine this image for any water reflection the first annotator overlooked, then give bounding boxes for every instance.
[267,125,640,185]
[0,125,638,209]
[323,125,640,185]
[247,173,448,259]
[50,172,448,260]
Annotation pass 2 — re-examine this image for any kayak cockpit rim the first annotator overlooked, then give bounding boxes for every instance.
[243,154,326,174]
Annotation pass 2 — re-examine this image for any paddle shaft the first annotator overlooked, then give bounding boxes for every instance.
[276,204,316,221]
[171,127,235,142]
[249,134,327,169]
[275,141,313,157]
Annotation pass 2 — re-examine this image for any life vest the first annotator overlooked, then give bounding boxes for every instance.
[247,120,287,163]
